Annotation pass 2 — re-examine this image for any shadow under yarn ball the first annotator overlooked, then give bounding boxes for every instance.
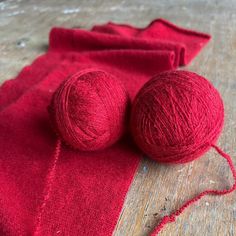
[49,69,130,151]
[130,70,224,164]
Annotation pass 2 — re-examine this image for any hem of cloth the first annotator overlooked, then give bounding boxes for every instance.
[105,18,211,39]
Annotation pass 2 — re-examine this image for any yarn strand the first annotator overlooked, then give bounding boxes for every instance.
[150,145,236,236]
[33,138,62,236]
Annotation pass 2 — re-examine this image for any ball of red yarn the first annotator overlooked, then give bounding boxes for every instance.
[130,70,224,164]
[49,69,129,151]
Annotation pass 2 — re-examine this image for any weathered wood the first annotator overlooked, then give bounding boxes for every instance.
[0,1,235,235]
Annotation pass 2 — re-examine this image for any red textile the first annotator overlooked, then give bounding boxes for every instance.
[0,19,210,235]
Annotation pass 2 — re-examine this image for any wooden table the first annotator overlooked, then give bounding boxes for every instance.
[0,0,235,235]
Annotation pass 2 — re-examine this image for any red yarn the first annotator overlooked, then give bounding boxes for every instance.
[150,144,236,235]
[131,70,224,163]
[49,69,129,151]
[131,70,236,235]
[47,69,236,236]
[34,139,62,236]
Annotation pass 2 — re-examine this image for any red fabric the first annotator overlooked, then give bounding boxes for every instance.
[91,18,210,65]
[0,19,210,235]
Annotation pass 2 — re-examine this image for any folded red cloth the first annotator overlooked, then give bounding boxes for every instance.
[0,19,210,235]
[91,18,210,65]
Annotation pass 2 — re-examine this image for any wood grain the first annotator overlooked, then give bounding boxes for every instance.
[0,0,235,235]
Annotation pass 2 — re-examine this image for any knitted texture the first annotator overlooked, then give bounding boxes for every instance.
[49,69,129,151]
[0,19,210,235]
[92,18,210,65]
[131,70,224,163]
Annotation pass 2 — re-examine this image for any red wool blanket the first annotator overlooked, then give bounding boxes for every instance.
[0,19,210,235]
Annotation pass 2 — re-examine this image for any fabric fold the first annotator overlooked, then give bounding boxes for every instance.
[49,27,184,67]
[92,18,211,65]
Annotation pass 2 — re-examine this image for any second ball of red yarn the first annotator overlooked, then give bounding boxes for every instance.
[130,70,224,164]
[49,69,129,151]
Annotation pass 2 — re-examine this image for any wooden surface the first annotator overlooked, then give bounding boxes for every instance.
[0,0,236,235]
